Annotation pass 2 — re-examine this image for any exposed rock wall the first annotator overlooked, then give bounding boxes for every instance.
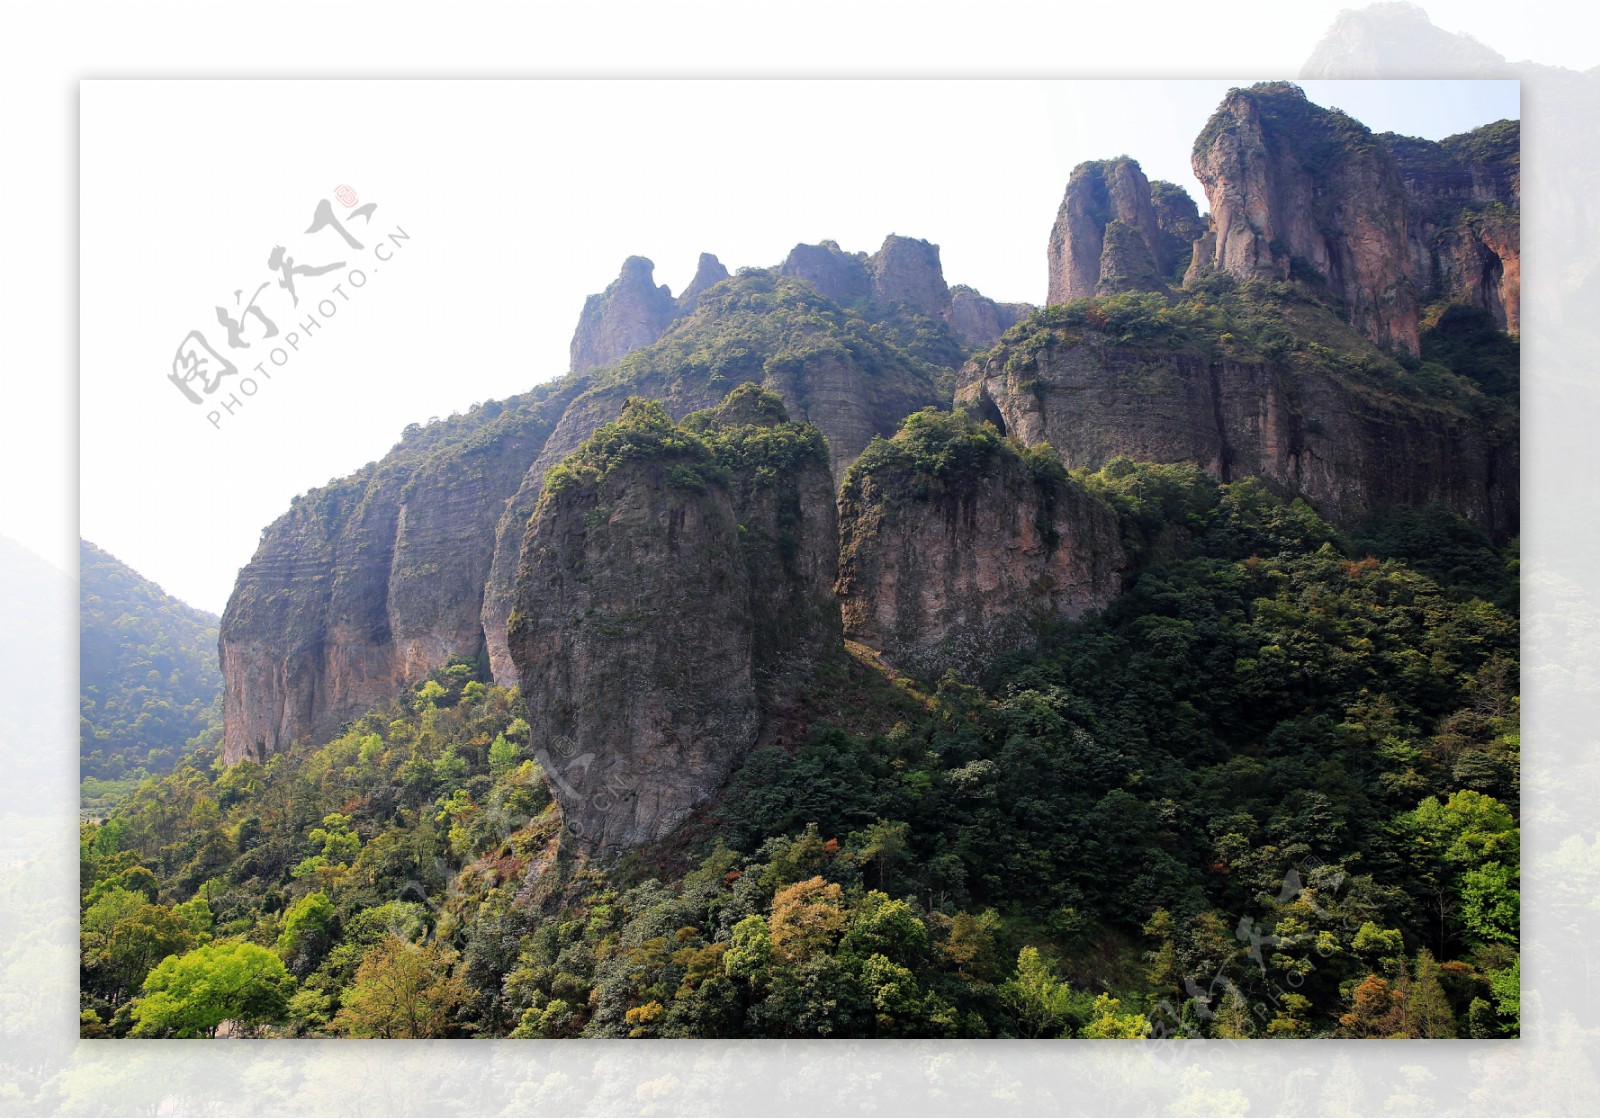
[1187,82,1420,354]
[569,257,681,375]
[1383,123,1520,333]
[508,393,840,848]
[479,272,941,684]
[1047,157,1169,304]
[956,332,1518,540]
[950,286,1031,350]
[220,403,560,763]
[836,412,1124,680]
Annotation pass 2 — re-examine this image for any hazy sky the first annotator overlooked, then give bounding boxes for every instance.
[79,79,1518,614]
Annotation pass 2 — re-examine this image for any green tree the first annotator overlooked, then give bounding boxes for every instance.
[1489,956,1520,1034]
[1407,948,1457,1038]
[998,947,1075,1038]
[1080,993,1151,1039]
[277,891,336,976]
[850,819,910,890]
[334,934,467,1038]
[81,888,196,1005]
[723,915,772,986]
[131,941,294,1038]
[1266,993,1314,1038]
[488,733,522,779]
[1461,862,1519,944]
[840,891,927,963]
[1396,790,1518,950]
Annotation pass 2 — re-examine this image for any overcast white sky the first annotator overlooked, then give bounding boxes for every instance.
[79,79,1519,614]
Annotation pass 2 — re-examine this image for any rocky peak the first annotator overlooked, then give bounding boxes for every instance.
[949,286,1032,351]
[568,256,680,375]
[677,252,732,315]
[867,234,951,319]
[1047,157,1167,304]
[779,240,873,305]
[1149,180,1207,277]
[509,390,840,849]
[1381,120,1520,334]
[1188,82,1419,354]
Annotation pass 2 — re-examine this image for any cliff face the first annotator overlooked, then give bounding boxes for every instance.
[956,311,1518,540]
[221,84,1519,809]
[1047,157,1169,304]
[1187,83,1419,354]
[683,384,843,703]
[1383,121,1521,333]
[950,286,1031,351]
[569,257,681,375]
[221,401,562,763]
[836,411,1124,681]
[508,393,839,849]
[223,252,955,763]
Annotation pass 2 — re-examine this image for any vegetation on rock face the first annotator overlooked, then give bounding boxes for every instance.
[840,408,1078,531]
[581,270,946,420]
[989,279,1512,423]
[80,541,223,809]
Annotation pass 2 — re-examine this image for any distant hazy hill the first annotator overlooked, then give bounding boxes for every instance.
[80,540,222,799]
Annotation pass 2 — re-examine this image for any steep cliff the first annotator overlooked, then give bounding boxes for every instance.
[950,285,1032,351]
[1149,180,1207,280]
[1047,157,1170,304]
[681,384,843,703]
[836,410,1124,680]
[221,397,567,763]
[220,85,1519,786]
[568,257,681,375]
[224,253,958,763]
[508,392,840,848]
[1383,120,1520,333]
[956,290,1518,540]
[1187,82,1419,354]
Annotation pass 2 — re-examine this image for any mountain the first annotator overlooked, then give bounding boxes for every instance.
[84,80,1523,1043]
[79,540,222,788]
[980,81,1519,542]
[218,81,1518,790]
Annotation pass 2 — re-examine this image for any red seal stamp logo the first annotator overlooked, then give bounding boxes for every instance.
[334,184,359,208]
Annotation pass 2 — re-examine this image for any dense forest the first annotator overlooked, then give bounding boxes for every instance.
[79,540,223,814]
[80,441,1518,1039]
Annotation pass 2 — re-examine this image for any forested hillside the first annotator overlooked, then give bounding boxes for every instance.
[79,462,1518,1038]
[80,540,222,812]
